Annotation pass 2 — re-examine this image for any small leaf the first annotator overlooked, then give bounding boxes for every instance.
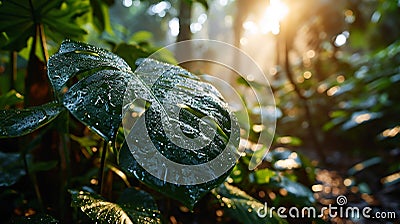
[29,160,58,173]
[0,90,24,109]
[69,189,161,224]
[341,111,382,130]
[213,183,288,224]
[113,43,177,70]
[254,168,276,184]
[0,152,26,187]
[113,43,152,70]
[0,102,64,138]
[129,31,153,43]
[347,157,382,176]
[90,0,114,33]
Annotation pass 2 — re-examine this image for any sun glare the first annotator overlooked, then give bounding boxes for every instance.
[260,0,289,35]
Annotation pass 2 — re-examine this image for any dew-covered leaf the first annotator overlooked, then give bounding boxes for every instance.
[47,40,132,141]
[0,102,64,138]
[62,69,130,141]
[0,152,26,187]
[119,143,232,209]
[48,39,131,97]
[49,41,239,208]
[117,188,162,224]
[213,183,288,224]
[119,59,239,208]
[69,188,161,224]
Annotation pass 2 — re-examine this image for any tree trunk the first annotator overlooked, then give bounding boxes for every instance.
[177,0,192,42]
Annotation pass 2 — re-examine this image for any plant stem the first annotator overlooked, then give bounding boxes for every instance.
[99,141,108,196]
[58,113,71,222]
[10,51,17,90]
[22,153,44,212]
[38,24,48,63]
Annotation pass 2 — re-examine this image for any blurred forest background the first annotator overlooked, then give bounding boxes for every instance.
[0,0,400,223]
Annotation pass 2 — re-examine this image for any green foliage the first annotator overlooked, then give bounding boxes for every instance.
[119,142,232,209]
[70,188,161,223]
[2,0,399,223]
[0,90,24,109]
[0,102,64,138]
[213,183,288,224]
[1,40,240,222]
[0,0,89,51]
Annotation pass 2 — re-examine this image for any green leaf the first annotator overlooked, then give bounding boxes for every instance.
[48,39,131,96]
[0,101,64,138]
[255,173,315,206]
[0,89,24,109]
[117,188,162,224]
[119,58,239,208]
[341,111,382,130]
[347,156,382,176]
[184,0,209,10]
[90,0,114,33]
[0,0,89,51]
[62,69,130,141]
[113,42,177,70]
[254,168,276,184]
[129,31,153,44]
[69,188,161,224]
[49,40,238,208]
[0,152,26,187]
[29,160,58,173]
[48,40,132,141]
[113,43,153,70]
[119,143,232,209]
[213,183,288,224]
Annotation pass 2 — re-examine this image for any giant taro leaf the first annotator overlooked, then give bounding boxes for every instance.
[120,59,239,208]
[70,188,161,224]
[0,0,89,51]
[47,39,132,141]
[48,40,239,207]
[0,101,64,138]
